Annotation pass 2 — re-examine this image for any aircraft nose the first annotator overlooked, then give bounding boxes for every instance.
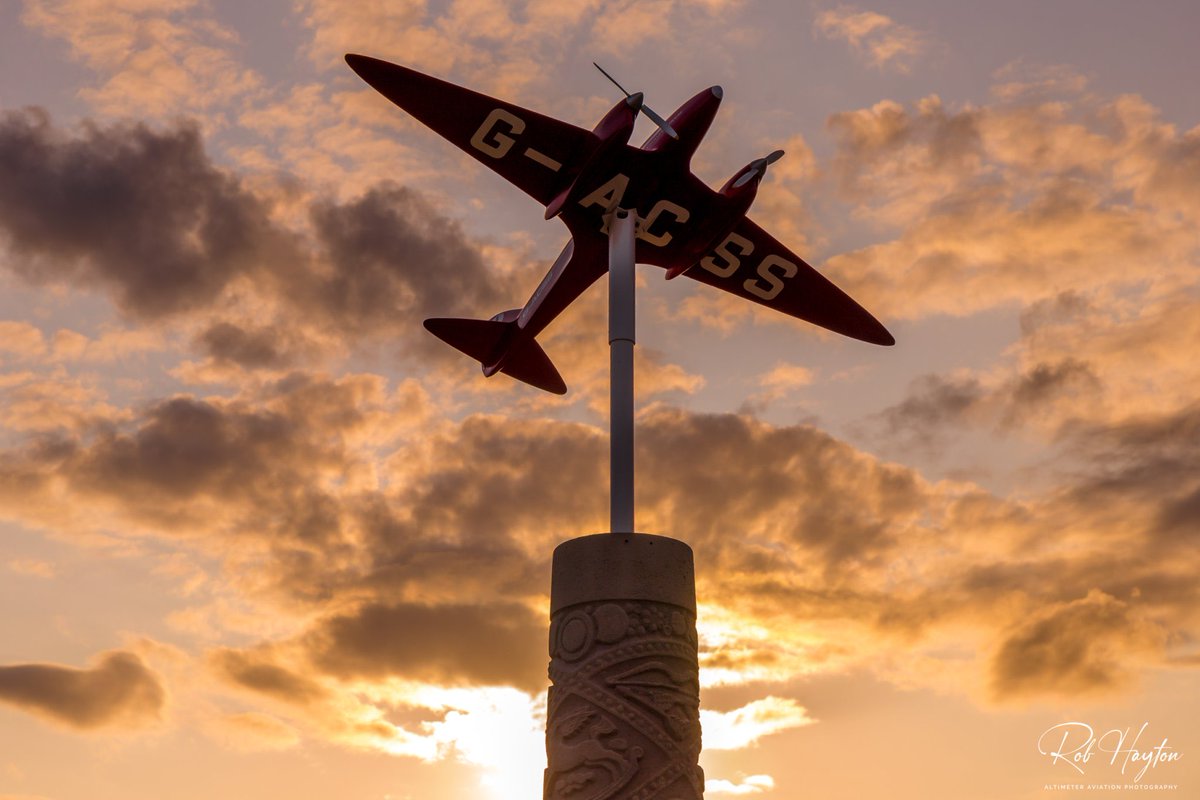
[710,86,723,99]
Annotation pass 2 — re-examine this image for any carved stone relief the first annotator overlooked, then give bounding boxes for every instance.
[545,600,703,800]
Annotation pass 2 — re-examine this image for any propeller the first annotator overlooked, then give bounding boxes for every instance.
[732,149,784,189]
[593,62,679,140]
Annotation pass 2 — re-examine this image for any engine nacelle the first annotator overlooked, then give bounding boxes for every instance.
[664,159,765,279]
[544,94,642,220]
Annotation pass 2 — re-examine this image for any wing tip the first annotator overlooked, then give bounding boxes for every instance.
[344,53,403,86]
[853,317,895,347]
[872,327,896,347]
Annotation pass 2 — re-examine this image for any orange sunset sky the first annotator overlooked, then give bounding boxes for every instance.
[1,1,1198,798]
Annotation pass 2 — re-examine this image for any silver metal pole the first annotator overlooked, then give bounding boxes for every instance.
[608,208,636,534]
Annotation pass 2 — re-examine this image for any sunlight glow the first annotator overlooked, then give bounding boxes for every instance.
[700,697,815,750]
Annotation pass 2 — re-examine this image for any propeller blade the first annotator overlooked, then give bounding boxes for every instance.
[732,167,761,189]
[732,149,785,189]
[639,104,680,140]
[592,62,679,140]
[593,62,632,97]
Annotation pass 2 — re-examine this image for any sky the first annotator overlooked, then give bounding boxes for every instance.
[1,1,1198,798]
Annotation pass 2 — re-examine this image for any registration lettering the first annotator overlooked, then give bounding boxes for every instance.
[469,109,525,158]
[699,234,797,299]
[700,232,754,277]
[744,254,797,300]
[637,200,690,246]
[578,174,631,214]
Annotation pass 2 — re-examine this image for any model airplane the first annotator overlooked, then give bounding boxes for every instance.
[345,54,894,394]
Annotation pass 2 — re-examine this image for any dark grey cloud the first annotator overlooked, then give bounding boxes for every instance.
[0,108,279,318]
[870,359,1101,452]
[306,183,509,328]
[1002,359,1099,426]
[876,373,984,442]
[307,601,547,692]
[1060,403,1200,546]
[0,110,518,361]
[197,321,296,369]
[66,396,346,546]
[0,650,165,729]
[1018,290,1094,337]
[0,381,370,580]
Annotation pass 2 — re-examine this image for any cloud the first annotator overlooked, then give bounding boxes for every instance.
[822,88,1200,324]
[206,711,301,752]
[989,590,1166,701]
[991,60,1090,102]
[1016,291,1200,423]
[636,407,927,574]
[743,361,817,412]
[0,371,129,435]
[299,0,743,97]
[588,0,747,58]
[306,601,547,692]
[757,363,815,393]
[871,359,1102,451]
[66,395,341,521]
[0,109,281,319]
[305,182,510,328]
[0,322,47,360]
[0,650,165,730]
[3,380,1198,711]
[206,637,546,792]
[195,322,299,370]
[825,95,984,223]
[0,372,433,572]
[706,774,775,796]
[5,559,56,579]
[210,648,331,706]
[1058,403,1200,546]
[859,262,1197,465]
[814,6,929,74]
[22,0,261,120]
[0,110,522,367]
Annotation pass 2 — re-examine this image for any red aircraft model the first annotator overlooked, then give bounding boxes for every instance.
[345,54,894,394]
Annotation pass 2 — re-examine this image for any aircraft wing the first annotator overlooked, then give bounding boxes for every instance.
[663,214,894,346]
[346,55,595,206]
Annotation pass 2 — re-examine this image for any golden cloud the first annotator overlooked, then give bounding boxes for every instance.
[814,6,930,74]
[823,90,1199,323]
[22,0,261,120]
[989,590,1167,701]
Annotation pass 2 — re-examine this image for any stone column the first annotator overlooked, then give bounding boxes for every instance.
[544,532,703,800]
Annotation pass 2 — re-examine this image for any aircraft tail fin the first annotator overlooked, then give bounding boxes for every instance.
[424,317,567,395]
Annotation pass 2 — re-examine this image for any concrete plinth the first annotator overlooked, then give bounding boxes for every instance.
[544,532,703,800]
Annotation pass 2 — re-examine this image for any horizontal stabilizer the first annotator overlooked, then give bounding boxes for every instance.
[499,338,566,395]
[424,317,508,363]
[424,317,567,395]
